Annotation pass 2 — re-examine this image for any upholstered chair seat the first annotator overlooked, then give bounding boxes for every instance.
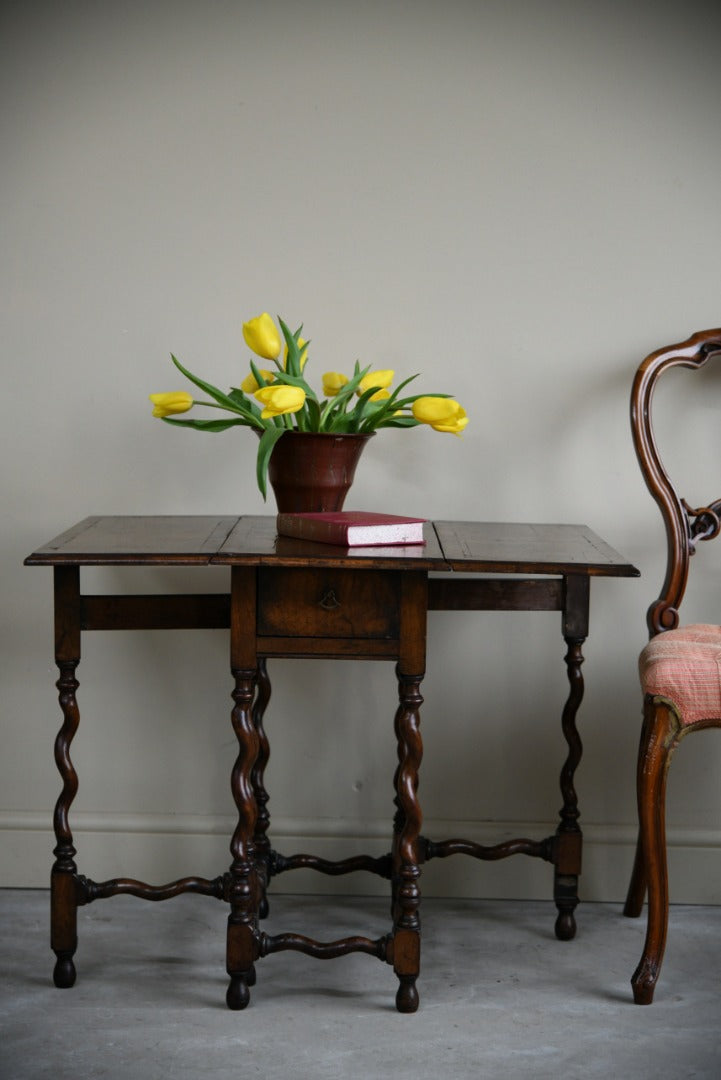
[639,624,721,727]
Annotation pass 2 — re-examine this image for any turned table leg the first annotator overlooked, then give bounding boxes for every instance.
[51,567,82,987]
[390,571,427,1013]
[391,666,424,1013]
[226,566,261,1009]
[52,660,80,987]
[554,575,589,941]
[251,657,272,919]
[226,666,260,1010]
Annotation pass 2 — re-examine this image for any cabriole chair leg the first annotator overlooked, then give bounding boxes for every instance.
[630,700,679,1005]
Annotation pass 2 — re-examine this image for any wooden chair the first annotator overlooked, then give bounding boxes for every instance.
[624,328,721,1004]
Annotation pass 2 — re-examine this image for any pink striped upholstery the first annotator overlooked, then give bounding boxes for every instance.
[639,624,721,726]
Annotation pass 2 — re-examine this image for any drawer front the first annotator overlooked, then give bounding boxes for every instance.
[257,568,400,639]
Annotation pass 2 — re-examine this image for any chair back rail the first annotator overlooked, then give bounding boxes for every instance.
[631,328,721,636]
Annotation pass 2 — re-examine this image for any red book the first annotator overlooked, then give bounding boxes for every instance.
[276,511,426,546]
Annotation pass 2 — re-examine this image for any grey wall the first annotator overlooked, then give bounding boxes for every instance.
[3,0,720,901]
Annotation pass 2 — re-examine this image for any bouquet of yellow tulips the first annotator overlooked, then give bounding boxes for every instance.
[150,312,468,498]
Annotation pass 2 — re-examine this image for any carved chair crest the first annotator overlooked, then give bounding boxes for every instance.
[631,329,721,636]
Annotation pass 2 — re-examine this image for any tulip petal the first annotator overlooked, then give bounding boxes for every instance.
[357,369,394,396]
[240,369,275,394]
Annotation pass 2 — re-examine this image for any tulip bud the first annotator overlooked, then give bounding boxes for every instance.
[149,391,194,418]
[242,313,282,360]
[254,384,307,418]
[412,397,468,435]
[322,372,349,397]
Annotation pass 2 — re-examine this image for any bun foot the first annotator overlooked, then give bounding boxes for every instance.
[226,974,251,1010]
[554,908,577,941]
[53,954,76,988]
[395,975,419,1013]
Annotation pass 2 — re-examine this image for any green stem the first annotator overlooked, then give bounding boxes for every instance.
[194,398,249,418]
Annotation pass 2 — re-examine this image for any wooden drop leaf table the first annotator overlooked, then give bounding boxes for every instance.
[25,515,638,1011]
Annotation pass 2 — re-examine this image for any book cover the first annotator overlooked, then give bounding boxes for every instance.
[276,511,427,546]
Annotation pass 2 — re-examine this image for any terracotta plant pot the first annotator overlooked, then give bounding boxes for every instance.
[267,431,373,513]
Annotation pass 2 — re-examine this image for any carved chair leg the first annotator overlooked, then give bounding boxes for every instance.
[624,713,651,917]
[623,831,647,918]
[631,699,679,1005]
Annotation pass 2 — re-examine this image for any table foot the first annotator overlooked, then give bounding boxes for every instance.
[396,974,419,1013]
[554,907,577,941]
[553,872,578,939]
[52,952,76,988]
[226,973,252,1010]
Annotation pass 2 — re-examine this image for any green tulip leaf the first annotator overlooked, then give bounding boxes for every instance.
[278,317,308,379]
[170,354,246,413]
[249,360,274,389]
[256,424,287,499]
[273,371,317,399]
[304,397,322,429]
[374,416,419,428]
[162,417,249,432]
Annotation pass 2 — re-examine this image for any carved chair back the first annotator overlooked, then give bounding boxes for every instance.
[631,328,721,637]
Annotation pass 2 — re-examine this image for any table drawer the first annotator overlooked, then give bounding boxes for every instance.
[257,568,400,639]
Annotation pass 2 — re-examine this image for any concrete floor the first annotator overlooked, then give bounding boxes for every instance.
[1,889,719,1079]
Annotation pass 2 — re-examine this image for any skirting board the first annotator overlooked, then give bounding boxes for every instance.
[2,811,720,903]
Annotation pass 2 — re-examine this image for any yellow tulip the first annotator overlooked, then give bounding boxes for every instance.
[240,369,275,394]
[254,384,306,418]
[412,397,468,435]
[358,369,394,398]
[242,312,281,360]
[322,371,349,397]
[149,391,194,418]
[284,336,308,372]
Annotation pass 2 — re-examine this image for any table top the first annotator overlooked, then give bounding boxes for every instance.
[25,516,639,577]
